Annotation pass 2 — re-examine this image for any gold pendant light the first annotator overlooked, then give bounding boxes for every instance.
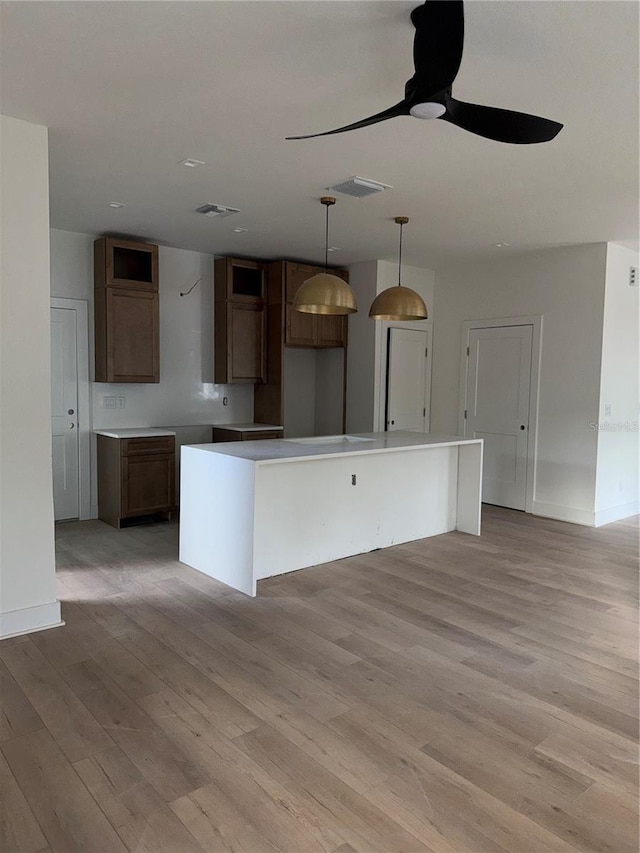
[293,197,358,316]
[369,217,428,321]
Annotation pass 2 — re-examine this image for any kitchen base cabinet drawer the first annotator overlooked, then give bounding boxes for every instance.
[213,428,282,442]
[121,437,174,456]
[97,434,175,528]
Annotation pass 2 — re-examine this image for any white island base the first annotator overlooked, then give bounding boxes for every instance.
[179,432,483,596]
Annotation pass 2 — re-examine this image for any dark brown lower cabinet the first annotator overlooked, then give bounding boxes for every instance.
[97,435,175,527]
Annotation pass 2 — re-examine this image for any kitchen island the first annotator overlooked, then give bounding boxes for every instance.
[179,432,483,596]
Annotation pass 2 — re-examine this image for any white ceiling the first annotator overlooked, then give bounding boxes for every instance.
[1,1,638,270]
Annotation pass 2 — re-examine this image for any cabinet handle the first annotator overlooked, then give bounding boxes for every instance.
[69,423,75,429]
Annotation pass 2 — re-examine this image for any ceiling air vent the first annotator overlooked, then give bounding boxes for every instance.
[195,203,240,219]
[327,176,392,199]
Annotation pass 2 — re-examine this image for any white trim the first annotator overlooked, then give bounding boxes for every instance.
[374,319,433,432]
[0,601,64,640]
[594,501,639,527]
[459,315,542,514]
[532,500,595,527]
[51,297,91,520]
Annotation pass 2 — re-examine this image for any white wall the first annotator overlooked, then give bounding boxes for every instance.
[50,229,253,428]
[345,261,378,433]
[0,115,61,638]
[346,259,435,433]
[283,348,316,438]
[283,347,344,438]
[594,243,639,523]
[431,243,608,524]
[50,229,254,513]
[315,348,344,436]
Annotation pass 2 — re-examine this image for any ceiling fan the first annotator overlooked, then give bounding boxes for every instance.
[286,0,563,144]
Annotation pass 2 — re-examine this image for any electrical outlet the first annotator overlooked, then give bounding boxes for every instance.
[103,396,117,409]
[117,396,126,409]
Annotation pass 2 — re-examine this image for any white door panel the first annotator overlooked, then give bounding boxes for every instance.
[466,325,532,510]
[51,307,79,520]
[386,328,430,432]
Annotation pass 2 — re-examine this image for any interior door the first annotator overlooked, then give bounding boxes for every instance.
[465,324,533,510]
[51,307,79,520]
[386,328,430,431]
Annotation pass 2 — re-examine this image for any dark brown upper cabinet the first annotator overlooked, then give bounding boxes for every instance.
[99,237,158,290]
[283,261,348,348]
[94,237,160,383]
[214,257,267,384]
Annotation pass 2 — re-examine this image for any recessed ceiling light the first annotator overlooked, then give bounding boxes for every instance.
[232,227,249,233]
[179,158,206,168]
[495,242,511,248]
[108,202,125,208]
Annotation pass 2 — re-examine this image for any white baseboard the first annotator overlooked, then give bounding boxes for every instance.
[0,600,64,640]
[594,501,639,527]
[532,501,596,527]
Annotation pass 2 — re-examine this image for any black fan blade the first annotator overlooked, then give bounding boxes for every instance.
[410,0,464,96]
[286,101,410,140]
[442,97,563,144]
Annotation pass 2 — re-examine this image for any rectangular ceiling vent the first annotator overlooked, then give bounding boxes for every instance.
[195,203,240,219]
[327,176,392,199]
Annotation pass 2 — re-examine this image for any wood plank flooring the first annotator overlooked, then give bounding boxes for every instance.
[1,506,637,853]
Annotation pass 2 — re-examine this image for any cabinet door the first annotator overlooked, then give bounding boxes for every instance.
[228,303,266,383]
[226,258,266,303]
[316,314,346,348]
[317,268,348,347]
[122,454,174,517]
[104,238,158,291]
[285,263,318,347]
[106,288,159,382]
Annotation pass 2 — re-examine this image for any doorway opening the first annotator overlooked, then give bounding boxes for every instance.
[378,321,432,433]
[460,316,542,512]
[51,297,91,520]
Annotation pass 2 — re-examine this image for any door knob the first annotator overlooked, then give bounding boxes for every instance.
[520,425,526,430]
[68,409,74,415]
[69,423,75,429]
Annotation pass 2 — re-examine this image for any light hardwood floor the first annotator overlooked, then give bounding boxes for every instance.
[1,506,638,853]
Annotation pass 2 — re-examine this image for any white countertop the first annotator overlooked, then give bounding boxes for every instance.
[212,423,284,432]
[94,428,176,439]
[184,431,481,464]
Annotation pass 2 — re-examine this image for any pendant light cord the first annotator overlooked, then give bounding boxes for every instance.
[397,220,403,287]
[325,203,329,272]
